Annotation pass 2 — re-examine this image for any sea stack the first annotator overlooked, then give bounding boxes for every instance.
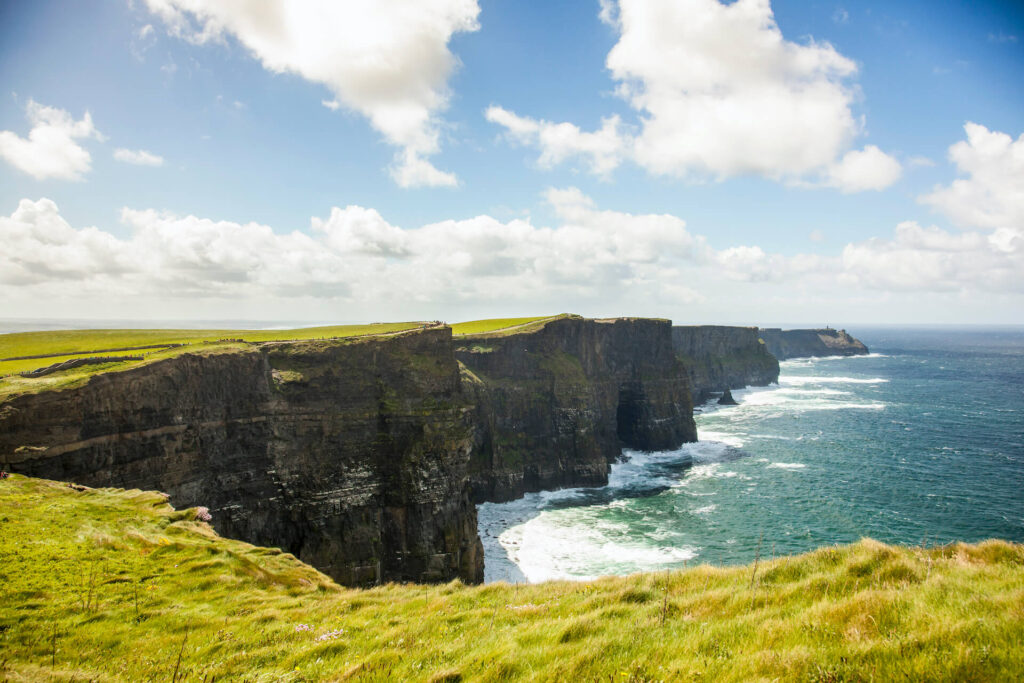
[718,388,738,405]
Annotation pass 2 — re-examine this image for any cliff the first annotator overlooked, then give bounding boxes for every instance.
[758,328,869,360]
[457,316,697,502]
[0,317,697,585]
[0,328,482,586]
[671,326,779,405]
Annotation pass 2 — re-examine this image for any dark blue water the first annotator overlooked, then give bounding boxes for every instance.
[479,328,1024,582]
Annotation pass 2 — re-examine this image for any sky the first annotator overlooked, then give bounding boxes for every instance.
[0,0,1022,326]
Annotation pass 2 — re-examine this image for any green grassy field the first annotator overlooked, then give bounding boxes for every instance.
[1,474,1021,682]
[450,315,565,336]
[0,323,425,400]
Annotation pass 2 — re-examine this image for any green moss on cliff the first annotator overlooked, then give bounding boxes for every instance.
[4,476,1022,682]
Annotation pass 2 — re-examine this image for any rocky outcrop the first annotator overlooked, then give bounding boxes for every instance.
[0,317,697,585]
[718,389,738,405]
[0,328,482,587]
[758,328,869,360]
[671,326,779,405]
[456,316,696,502]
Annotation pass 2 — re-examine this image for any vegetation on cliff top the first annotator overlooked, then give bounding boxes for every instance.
[2,474,1022,682]
[0,317,573,400]
[450,315,565,337]
[0,323,425,400]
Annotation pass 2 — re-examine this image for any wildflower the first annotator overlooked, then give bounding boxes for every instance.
[0,471,8,480]
[194,506,212,522]
[315,628,345,642]
[295,624,312,632]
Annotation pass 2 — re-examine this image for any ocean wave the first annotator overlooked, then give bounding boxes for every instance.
[498,512,698,582]
[781,375,889,385]
[768,462,807,470]
[693,430,745,449]
[779,353,888,367]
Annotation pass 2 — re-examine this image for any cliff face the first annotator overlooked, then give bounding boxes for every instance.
[0,328,482,587]
[758,328,869,360]
[457,317,697,503]
[671,326,779,405]
[0,317,697,585]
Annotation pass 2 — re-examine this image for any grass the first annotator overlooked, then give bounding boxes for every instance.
[0,323,425,400]
[2,474,1022,681]
[450,315,568,337]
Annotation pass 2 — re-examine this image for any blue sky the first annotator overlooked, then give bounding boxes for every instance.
[1,0,1022,325]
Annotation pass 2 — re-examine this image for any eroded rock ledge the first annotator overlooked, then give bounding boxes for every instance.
[1,317,697,586]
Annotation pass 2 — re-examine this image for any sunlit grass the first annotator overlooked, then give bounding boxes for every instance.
[2,474,1021,681]
[0,323,425,400]
[451,315,565,336]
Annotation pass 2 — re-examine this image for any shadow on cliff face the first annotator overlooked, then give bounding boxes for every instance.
[616,384,647,448]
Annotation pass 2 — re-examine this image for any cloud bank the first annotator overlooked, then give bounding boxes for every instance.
[145,0,480,188]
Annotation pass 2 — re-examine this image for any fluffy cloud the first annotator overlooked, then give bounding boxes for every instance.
[840,220,1023,292]
[489,0,901,192]
[144,0,479,188]
[825,145,903,193]
[830,123,1024,293]
[0,100,103,180]
[486,107,627,177]
[113,148,165,166]
[0,191,711,310]
[920,123,1024,232]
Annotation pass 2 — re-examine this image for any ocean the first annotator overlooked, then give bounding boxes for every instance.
[478,327,1024,583]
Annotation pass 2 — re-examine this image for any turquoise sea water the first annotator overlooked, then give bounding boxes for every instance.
[479,328,1024,583]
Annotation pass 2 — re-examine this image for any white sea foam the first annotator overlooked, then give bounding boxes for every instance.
[768,462,807,470]
[498,511,698,583]
[781,375,889,385]
[693,430,745,449]
[693,504,718,515]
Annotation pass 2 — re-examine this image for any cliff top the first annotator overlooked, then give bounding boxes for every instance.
[2,472,1022,681]
[450,314,568,336]
[0,321,436,400]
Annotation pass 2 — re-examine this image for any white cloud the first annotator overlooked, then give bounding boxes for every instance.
[0,100,103,181]
[486,106,627,177]
[144,0,479,188]
[113,148,165,167]
[832,123,1024,295]
[488,0,901,192]
[4,191,1022,321]
[825,145,903,193]
[840,220,1023,292]
[0,190,710,309]
[920,123,1024,232]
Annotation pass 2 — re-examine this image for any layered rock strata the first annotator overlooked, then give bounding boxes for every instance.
[758,328,869,360]
[0,329,481,586]
[671,326,780,405]
[456,317,697,503]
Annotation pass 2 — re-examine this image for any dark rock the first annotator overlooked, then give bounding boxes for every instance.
[0,328,481,587]
[718,389,738,405]
[671,326,779,404]
[457,316,697,503]
[758,328,869,360]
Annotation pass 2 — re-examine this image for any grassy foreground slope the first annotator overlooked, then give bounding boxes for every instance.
[1,476,1022,682]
